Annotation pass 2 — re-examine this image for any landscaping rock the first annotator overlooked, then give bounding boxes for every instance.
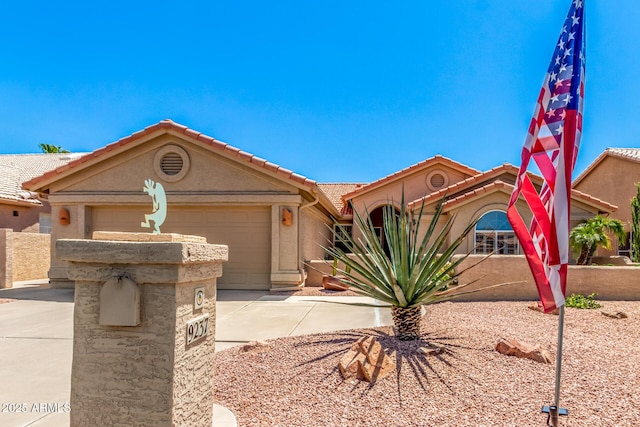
[322,275,349,291]
[339,337,395,383]
[495,338,552,364]
[527,302,560,315]
[601,311,628,319]
[418,345,445,356]
[240,340,272,353]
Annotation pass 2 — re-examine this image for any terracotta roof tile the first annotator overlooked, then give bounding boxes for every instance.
[318,183,365,215]
[24,120,317,190]
[573,147,640,187]
[606,147,640,161]
[342,155,481,201]
[428,179,617,213]
[0,153,84,204]
[441,180,510,210]
[407,163,521,208]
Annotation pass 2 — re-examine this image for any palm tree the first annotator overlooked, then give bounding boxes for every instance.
[569,215,627,265]
[324,193,493,341]
[39,143,70,153]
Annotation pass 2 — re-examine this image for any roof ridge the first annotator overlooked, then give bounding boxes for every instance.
[341,154,481,201]
[24,121,317,190]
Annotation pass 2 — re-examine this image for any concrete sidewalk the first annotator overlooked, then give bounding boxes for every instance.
[0,282,391,426]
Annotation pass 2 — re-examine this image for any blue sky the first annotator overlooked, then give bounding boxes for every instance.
[1,1,637,183]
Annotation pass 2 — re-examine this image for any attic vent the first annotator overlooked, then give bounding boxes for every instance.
[426,170,449,192]
[430,173,445,188]
[154,145,190,182]
[161,152,183,176]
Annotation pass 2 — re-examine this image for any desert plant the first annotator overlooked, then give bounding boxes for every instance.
[565,293,602,309]
[631,183,640,263]
[569,215,627,265]
[324,193,496,341]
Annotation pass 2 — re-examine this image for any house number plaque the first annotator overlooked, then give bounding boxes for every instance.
[186,314,209,345]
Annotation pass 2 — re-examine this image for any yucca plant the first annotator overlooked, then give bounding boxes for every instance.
[324,193,488,341]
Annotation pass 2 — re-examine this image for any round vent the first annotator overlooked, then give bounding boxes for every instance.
[154,145,190,182]
[161,152,184,176]
[426,170,449,192]
[430,173,445,188]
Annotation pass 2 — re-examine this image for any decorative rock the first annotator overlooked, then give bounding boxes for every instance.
[601,311,628,319]
[418,345,445,356]
[240,340,272,353]
[338,348,367,379]
[322,275,349,291]
[339,337,395,383]
[527,302,560,315]
[495,338,552,364]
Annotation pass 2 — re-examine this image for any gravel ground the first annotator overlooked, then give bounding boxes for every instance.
[214,301,640,426]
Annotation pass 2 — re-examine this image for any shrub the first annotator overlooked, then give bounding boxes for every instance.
[565,293,602,309]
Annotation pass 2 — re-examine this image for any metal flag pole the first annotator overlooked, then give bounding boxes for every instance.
[542,305,568,426]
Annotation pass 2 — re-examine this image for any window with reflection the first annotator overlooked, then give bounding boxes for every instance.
[474,210,519,254]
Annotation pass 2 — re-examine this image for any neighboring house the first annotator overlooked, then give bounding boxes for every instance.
[573,148,640,258]
[23,120,619,290]
[0,153,83,233]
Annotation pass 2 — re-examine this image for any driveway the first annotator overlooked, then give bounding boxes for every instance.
[0,282,390,426]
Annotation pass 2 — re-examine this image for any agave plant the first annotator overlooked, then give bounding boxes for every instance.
[324,193,487,341]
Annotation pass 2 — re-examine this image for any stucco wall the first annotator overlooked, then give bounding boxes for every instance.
[12,232,51,282]
[307,255,640,301]
[573,155,640,256]
[0,203,49,232]
[300,207,332,264]
[574,156,640,226]
[0,229,50,287]
[453,255,640,301]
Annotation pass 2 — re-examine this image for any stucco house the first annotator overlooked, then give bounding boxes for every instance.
[0,153,82,233]
[23,120,618,290]
[572,148,640,258]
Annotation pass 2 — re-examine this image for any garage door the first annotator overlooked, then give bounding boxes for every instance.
[91,206,271,290]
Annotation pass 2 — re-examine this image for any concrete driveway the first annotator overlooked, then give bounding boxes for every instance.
[0,282,391,426]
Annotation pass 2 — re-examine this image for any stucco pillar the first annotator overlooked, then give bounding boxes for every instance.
[0,228,13,288]
[48,204,86,288]
[57,232,228,427]
[270,205,303,290]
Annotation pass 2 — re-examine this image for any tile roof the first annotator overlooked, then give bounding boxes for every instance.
[24,120,318,190]
[606,147,640,161]
[318,183,364,215]
[341,155,481,201]
[0,153,84,205]
[407,163,520,208]
[573,147,640,187]
[426,179,617,213]
[440,180,512,211]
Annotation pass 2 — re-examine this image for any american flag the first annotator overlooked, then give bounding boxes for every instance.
[507,0,586,313]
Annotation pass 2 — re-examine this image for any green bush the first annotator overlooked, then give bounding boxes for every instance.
[565,293,602,309]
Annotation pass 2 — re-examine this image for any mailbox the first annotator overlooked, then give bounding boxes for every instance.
[99,275,140,326]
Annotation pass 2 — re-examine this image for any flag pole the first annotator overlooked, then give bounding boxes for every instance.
[542,305,568,426]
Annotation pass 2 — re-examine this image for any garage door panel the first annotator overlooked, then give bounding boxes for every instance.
[91,206,271,290]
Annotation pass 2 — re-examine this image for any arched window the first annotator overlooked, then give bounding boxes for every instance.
[474,210,519,254]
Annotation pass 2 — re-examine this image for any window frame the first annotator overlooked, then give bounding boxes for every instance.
[474,210,520,255]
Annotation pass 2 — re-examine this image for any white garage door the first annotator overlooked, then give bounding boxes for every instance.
[91,206,271,290]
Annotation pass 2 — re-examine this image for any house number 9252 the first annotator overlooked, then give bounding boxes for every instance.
[186,314,209,345]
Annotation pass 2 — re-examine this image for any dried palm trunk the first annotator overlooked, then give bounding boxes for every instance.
[391,306,423,341]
